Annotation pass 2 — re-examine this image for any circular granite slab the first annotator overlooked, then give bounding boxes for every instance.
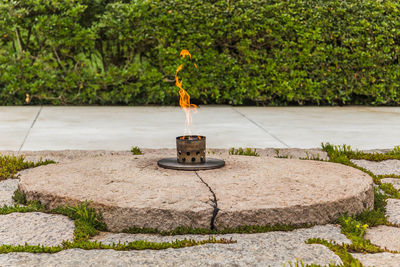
[18,152,373,232]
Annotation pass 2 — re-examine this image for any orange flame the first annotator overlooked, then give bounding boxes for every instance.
[175,49,198,136]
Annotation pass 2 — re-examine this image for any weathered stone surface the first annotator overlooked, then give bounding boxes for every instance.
[351,159,400,176]
[262,148,328,160]
[92,224,351,244]
[0,150,133,165]
[365,225,400,252]
[0,212,74,246]
[18,151,373,232]
[386,199,400,225]
[2,148,328,163]
[381,178,400,191]
[0,225,349,267]
[19,153,214,232]
[199,155,373,229]
[352,252,400,267]
[0,179,19,206]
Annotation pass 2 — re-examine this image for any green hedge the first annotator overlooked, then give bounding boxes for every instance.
[1,0,400,105]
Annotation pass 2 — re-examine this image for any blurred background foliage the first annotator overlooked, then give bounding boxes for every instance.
[0,0,400,105]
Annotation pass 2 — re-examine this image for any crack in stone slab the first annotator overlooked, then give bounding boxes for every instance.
[195,171,219,230]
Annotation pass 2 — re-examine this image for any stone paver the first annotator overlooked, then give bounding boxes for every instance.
[381,178,400,191]
[365,225,400,252]
[351,159,400,176]
[352,252,400,267]
[386,199,400,226]
[0,212,74,246]
[0,179,19,206]
[1,150,389,266]
[1,148,328,162]
[19,152,214,232]
[0,225,350,267]
[199,156,373,229]
[18,151,373,231]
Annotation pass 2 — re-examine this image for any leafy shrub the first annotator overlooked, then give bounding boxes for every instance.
[1,0,400,106]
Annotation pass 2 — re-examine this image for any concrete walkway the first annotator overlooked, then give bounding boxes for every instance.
[0,106,399,151]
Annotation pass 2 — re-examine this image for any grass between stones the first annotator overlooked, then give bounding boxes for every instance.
[3,147,400,262]
[1,197,235,253]
[274,149,291,159]
[0,155,55,181]
[323,144,400,162]
[306,190,392,266]
[229,147,259,156]
[130,146,143,155]
[322,143,400,196]
[0,201,43,215]
[123,223,313,236]
[303,143,400,266]
[305,239,362,267]
[0,236,232,254]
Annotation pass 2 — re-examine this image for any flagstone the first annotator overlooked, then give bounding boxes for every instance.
[0,179,19,206]
[365,225,400,252]
[351,159,400,176]
[0,212,74,246]
[18,150,373,232]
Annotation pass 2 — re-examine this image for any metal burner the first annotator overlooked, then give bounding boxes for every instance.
[158,157,225,171]
[176,135,206,163]
[157,135,225,171]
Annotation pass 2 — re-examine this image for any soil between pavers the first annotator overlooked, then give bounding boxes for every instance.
[16,149,374,232]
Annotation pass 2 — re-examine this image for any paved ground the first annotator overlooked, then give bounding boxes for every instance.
[2,106,400,266]
[0,225,349,267]
[17,150,373,231]
[1,150,400,266]
[1,106,400,151]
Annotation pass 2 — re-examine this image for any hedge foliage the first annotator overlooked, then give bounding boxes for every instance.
[1,0,400,105]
